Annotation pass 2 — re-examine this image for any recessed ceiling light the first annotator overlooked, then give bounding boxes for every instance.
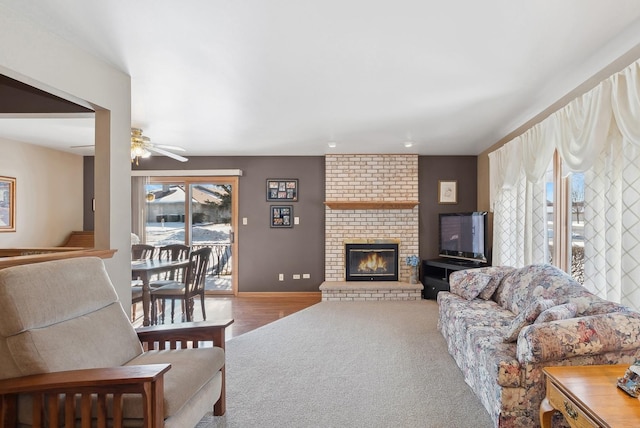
[403,141,413,148]
[328,141,337,148]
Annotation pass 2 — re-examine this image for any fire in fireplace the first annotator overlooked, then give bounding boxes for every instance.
[345,243,399,281]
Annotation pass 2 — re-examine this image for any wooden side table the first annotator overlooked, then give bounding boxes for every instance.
[541,365,640,427]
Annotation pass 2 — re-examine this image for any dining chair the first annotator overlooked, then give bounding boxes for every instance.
[149,244,191,320]
[151,243,191,286]
[131,244,156,322]
[131,285,143,322]
[151,246,211,324]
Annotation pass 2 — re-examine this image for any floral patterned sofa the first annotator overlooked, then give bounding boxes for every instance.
[437,264,640,427]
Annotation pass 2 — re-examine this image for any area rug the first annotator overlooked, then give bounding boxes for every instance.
[197,300,492,428]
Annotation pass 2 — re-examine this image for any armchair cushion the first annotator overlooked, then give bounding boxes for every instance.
[125,347,225,419]
[0,258,142,379]
[7,303,142,375]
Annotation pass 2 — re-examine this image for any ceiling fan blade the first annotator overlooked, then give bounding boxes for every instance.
[70,144,95,148]
[148,146,189,162]
[154,144,186,152]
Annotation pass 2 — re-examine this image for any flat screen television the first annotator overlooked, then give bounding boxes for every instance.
[438,212,488,264]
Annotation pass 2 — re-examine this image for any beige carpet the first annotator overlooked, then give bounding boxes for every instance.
[197,300,493,428]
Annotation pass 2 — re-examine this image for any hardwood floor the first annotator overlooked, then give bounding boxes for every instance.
[133,294,321,340]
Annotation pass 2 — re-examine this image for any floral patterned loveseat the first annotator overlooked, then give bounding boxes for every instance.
[437,264,640,427]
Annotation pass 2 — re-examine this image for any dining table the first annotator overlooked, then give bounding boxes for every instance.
[131,259,191,326]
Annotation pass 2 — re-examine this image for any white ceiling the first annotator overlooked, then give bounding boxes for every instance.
[3,1,640,158]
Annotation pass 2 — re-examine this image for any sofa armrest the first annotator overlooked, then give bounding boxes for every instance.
[136,319,233,350]
[0,364,170,427]
[517,312,640,364]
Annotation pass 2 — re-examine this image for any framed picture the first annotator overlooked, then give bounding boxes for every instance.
[266,179,298,201]
[438,180,457,204]
[270,205,293,228]
[0,176,16,232]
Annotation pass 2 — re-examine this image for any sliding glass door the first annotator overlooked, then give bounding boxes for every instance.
[189,182,234,294]
[137,176,237,295]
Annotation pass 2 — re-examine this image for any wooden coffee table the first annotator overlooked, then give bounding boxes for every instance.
[541,365,640,427]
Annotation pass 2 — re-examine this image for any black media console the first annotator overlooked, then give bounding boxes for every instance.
[421,258,489,299]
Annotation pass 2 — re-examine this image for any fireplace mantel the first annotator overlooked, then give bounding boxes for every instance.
[324,200,419,210]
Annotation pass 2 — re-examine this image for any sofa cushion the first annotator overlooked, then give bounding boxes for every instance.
[531,283,630,316]
[449,266,516,301]
[534,302,578,324]
[449,270,493,300]
[494,264,578,315]
[503,298,555,342]
[478,266,517,300]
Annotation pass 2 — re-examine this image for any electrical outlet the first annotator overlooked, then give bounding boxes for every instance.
[294,216,300,225]
[242,217,248,225]
[293,274,301,279]
[278,273,284,281]
[302,273,310,279]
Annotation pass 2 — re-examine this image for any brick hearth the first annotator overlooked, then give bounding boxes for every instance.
[319,281,423,301]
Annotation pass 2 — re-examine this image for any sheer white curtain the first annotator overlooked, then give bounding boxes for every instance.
[490,59,640,310]
[490,142,525,267]
[131,176,148,244]
[582,62,640,309]
[489,125,551,267]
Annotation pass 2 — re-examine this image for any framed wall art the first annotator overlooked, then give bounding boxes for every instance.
[266,179,298,201]
[270,205,293,228]
[0,176,16,232]
[438,180,457,204]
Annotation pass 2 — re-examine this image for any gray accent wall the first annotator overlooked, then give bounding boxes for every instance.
[83,155,479,293]
[418,156,479,261]
[134,156,325,292]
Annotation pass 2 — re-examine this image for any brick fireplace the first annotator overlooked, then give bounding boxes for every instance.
[320,154,422,300]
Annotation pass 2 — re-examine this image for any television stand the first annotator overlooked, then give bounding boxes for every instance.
[421,258,489,299]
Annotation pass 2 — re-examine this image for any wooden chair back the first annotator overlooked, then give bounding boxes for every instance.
[131,244,155,260]
[157,244,190,262]
[157,244,190,281]
[184,247,211,298]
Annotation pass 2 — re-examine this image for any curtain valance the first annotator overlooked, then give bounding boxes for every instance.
[490,59,640,192]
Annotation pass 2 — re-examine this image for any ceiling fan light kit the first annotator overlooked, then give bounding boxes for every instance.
[130,128,188,165]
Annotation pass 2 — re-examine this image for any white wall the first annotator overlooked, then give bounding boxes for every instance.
[0,5,132,308]
[0,139,83,246]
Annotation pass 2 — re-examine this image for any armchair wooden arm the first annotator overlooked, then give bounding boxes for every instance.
[136,319,233,350]
[0,364,170,428]
[136,319,234,416]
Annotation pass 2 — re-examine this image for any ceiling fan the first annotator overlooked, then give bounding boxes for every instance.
[130,128,188,165]
[70,128,189,164]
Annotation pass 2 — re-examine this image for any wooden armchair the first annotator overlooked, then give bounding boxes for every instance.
[0,257,232,427]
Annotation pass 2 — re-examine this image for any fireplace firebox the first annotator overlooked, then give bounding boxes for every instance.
[345,243,399,281]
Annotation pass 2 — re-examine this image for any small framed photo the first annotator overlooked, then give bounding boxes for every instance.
[0,176,16,232]
[267,179,298,201]
[438,180,457,204]
[270,205,293,228]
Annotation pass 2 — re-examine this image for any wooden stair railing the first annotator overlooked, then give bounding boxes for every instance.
[0,230,116,270]
[60,231,94,248]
